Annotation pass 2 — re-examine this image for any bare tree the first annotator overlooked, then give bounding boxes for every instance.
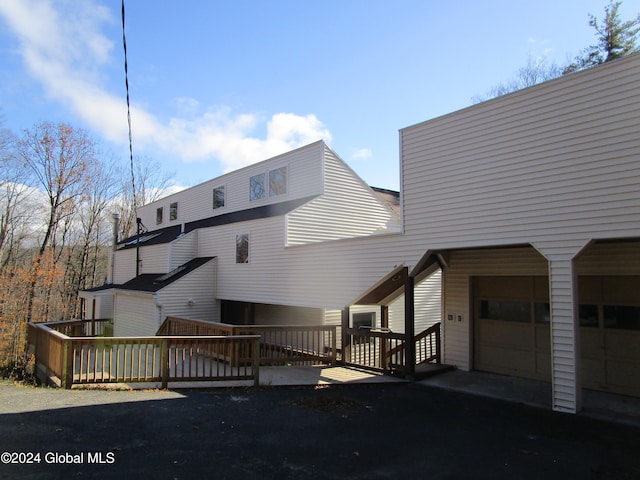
[114,155,175,239]
[16,122,98,322]
[472,54,562,103]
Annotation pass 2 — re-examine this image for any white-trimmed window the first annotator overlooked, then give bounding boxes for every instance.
[170,202,178,221]
[269,166,287,197]
[213,185,226,209]
[250,174,265,201]
[156,207,163,225]
[236,234,249,264]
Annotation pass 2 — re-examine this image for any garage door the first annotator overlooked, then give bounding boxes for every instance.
[473,276,551,382]
[474,275,640,397]
[579,276,640,397]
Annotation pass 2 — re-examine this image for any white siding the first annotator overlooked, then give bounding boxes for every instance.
[400,55,640,249]
[113,248,137,284]
[286,145,397,245]
[156,258,218,324]
[169,230,198,270]
[136,141,325,230]
[113,292,158,337]
[139,244,169,274]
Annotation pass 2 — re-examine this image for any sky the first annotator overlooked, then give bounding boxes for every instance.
[0,0,638,192]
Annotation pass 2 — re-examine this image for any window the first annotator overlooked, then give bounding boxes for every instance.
[156,207,163,225]
[480,300,530,323]
[170,202,178,221]
[269,167,287,197]
[236,234,249,264]
[213,186,225,209]
[250,174,265,201]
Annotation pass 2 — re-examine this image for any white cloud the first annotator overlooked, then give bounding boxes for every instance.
[0,0,332,171]
[351,148,372,161]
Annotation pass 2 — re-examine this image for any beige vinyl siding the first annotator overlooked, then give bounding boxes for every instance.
[156,259,218,323]
[113,292,158,337]
[113,248,137,284]
[286,145,397,245]
[135,142,325,230]
[139,244,169,274]
[169,230,198,270]
[400,55,640,249]
[388,269,442,334]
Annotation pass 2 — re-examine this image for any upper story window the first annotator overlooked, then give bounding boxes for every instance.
[236,233,249,264]
[213,186,226,209]
[269,167,287,197]
[170,202,178,221]
[156,207,163,225]
[250,174,265,201]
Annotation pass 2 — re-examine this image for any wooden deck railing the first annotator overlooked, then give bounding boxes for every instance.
[345,323,441,374]
[44,318,114,337]
[157,317,336,366]
[28,322,260,389]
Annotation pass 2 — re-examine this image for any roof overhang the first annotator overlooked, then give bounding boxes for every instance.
[350,265,408,306]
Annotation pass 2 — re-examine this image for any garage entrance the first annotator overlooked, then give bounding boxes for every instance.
[473,275,640,397]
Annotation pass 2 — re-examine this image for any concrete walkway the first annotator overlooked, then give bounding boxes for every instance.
[419,369,640,428]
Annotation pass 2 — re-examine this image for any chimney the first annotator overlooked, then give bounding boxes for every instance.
[107,213,120,284]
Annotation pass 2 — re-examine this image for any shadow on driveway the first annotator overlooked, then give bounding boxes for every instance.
[1,383,639,479]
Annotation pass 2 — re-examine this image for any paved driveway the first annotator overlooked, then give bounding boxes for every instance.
[0,382,638,479]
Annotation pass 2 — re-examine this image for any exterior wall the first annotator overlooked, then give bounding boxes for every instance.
[113,292,158,337]
[168,230,198,270]
[156,259,218,324]
[113,248,137,284]
[400,55,640,249]
[136,141,325,230]
[139,244,169,274]
[389,269,442,334]
[286,145,398,245]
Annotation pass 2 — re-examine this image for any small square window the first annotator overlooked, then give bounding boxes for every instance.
[156,207,163,225]
[170,202,178,221]
[213,186,225,209]
[250,174,265,201]
[269,167,287,197]
[236,234,249,264]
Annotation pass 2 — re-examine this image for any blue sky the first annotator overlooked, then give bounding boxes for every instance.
[0,0,638,191]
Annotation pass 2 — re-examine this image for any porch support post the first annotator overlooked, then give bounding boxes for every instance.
[341,307,350,366]
[380,305,389,370]
[533,240,591,414]
[404,270,415,379]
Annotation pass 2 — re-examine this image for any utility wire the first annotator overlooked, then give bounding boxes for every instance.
[121,0,138,215]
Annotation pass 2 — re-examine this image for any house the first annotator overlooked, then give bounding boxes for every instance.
[399,53,640,413]
[80,140,442,340]
[81,53,640,414]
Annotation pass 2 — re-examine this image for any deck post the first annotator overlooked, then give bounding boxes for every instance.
[61,339,73,389]
[404,272,415,379]
[380,305,389,371]
[341,307,350,365]
[252,336,260,387]
[160,338,169,389]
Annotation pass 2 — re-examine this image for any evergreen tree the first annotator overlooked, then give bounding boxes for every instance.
[564,1,640,73]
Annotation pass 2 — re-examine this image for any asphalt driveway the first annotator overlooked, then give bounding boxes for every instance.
[0,382,638,479]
